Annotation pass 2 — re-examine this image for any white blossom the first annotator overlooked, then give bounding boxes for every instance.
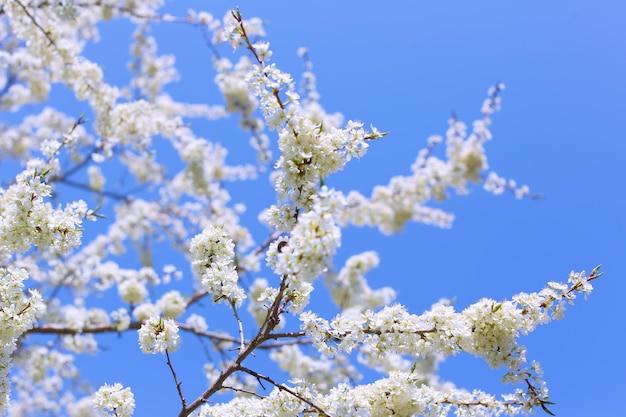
[93,383,135,417]
[110,308,131,332]
[185,314,208,332]
[118,277,148,305]
[0,267,46,414]
[132,302,160,323]
[137,316,180,354]
[156,290,186,319]
[190,225,246,306]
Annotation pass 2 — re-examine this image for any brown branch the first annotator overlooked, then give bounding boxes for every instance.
[239,366,331,417]
[26,321,142,335]
[166,349,187,409]
[185,289,209,309]
[258,338,312,350]
[27,318,306,351]
[13,0,56,46]
[28,321,241,347]
[54,178,132,201]
[363,326,436,338]
[231,9,261,64]
[232,9,289,114]
[178,276,290,417]
[267,331,306,339]
[221,385,264,399]
[253,230,282,256]
[176,324,239,345]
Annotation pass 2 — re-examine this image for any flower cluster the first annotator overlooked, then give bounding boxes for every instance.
[137,316,181,354]
[190,225,246,306]
[335,85,532,234]
[11,345,79,415]
[296,269,597,415]
[0,267,46,414]
[93,383,135,417]
[0,165,88,260]
[329,251,396,312]
[269,345,360,393]
[232,31,386,214]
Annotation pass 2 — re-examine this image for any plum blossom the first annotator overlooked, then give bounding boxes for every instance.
[190,225,246,306]
[137,316,181,354]
[93,383,135,417]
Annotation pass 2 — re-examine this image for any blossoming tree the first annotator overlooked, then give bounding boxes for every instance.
[0,2,602,417]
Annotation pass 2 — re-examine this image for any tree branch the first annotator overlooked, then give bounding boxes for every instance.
[166,349,187,409]
[239,366,331,417]
[13,0,56,46]
[178,276,290,417]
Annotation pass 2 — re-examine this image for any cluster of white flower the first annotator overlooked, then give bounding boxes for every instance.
[110,308,131,332]
[484,171,531,198]
[228,30,386,215]
[129,25,179,101]
[270,345,360,393]
[0,267,46,414]
[10,345,79,416]
[267,198,341,281]
[93,383,135,417]
[329,251,397,312]
[213,55,272,167]
[137,316,180,354]
[262,189,348,314]
[337,88,534,234]
[0,107,94,164]
[190,225,246,306]
[155,290,186,319]
[0,165,89,259]
[185,313,209,333]
[296,269,597,415]
[217,10,265,50]
[247,277,282,328]
[40,303,111,352]
[198,370,528,417]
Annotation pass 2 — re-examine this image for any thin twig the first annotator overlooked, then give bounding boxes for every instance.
[49,146,101,182]
[253,230,283,256]
[13,0,56,46]
[166,349,187,409]
[25,322,142,335]
[221,385,264,399]
[184,289,208,308]
[240,366,332,417]
[230,300,246,354]
[177,324,239,345]
[178,276,290,417]
[55,178,132,201]
[28,322,241,347]
[231,9,261,64]
[267,331,306,339]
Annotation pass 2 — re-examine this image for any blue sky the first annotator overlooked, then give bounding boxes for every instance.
[6,1,626,416]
